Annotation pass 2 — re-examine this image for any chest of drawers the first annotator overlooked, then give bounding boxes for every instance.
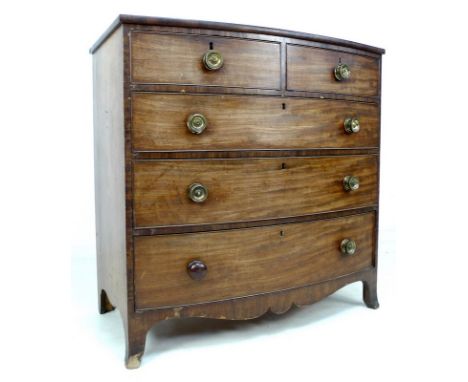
[91,14,384,369]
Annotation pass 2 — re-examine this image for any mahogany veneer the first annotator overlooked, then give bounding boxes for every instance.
[91,14,384,368]
[132,94,380,151]
[133,156,378,227]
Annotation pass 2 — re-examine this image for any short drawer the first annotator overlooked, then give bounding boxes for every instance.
[133,156,378,227]
[132,93,379,151]
[131,32,281,89]
[134,212,375,309]
[287,45,380,97]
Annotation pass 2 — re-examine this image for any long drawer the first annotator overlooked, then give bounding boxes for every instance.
[131,32,281,89]
[133,155,378,227]
[132,93,379,151]
[134,212,375,309]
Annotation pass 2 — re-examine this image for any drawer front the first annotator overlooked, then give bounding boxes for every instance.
[132,93,379,151]
[131,32,281,89]
[134,156,378,227]
[134,212,375,309]
[287,45,380,96]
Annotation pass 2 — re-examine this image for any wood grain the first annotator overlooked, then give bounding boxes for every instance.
[132,93,379,151]
[287,45,380,96]
[134,212,375,309]
[133,155,378,227]
[93,26,128,317]
[131,32,281,89]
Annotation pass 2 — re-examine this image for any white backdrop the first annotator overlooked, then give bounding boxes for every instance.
[1,0,467,380]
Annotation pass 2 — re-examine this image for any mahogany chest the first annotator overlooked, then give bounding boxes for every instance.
[91,15,384,368]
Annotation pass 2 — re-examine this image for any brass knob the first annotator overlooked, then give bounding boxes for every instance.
[202,50,224,71]
[187,113,208,134]
[343,175,360,191]
[334,63,351,81]
[188,183,208,203]
[187,260,208,280]
[340,239,357,256]
[344,118,360,134]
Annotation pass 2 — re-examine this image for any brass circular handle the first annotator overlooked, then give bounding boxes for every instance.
[187,113,208,134]
[202,50,224,71]
[188,183,208,203]
[340,239,357,256]
[344,118,360,134]
[334,63,351,81]
[343,175,360,191]
[187,260,208,280]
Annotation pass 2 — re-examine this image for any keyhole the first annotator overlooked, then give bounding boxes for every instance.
[209,42,213,50]
[282,103,286,110]
[280,230,285,237]
[281,162,286,169]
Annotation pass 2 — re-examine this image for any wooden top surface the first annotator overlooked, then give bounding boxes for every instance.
[89,14,385,55]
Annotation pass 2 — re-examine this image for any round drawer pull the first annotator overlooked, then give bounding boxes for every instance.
[340,239,357,256]
[344,117,360,134]
[334,63,351,81]
[187,260,208,280]
[343,175,360,191]
[188,183,208,203]
[202,50,224,71]
[187,113,208,135]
